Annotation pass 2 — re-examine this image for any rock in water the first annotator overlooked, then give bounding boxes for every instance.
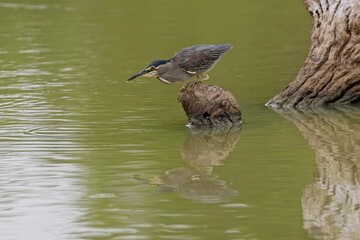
[178,81,242,127]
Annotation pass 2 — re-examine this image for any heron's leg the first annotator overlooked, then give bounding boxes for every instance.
[197,74,209,81]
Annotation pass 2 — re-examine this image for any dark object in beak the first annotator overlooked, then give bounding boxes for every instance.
[127,70,146,81]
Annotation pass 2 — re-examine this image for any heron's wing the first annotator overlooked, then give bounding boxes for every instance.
[175,44,232,74]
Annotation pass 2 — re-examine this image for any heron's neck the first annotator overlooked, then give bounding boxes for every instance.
[158,59,171,65]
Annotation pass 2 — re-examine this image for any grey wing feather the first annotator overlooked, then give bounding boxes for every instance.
[175,44,232,74]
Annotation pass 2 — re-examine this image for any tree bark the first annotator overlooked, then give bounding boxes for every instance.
[267,0,360,108]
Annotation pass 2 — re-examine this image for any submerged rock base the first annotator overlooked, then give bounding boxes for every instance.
[178,81,242,127]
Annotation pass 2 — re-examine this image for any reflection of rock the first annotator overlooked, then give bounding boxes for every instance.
[135,126,241,203]
[181,125,241,167]
[278,107,360,240]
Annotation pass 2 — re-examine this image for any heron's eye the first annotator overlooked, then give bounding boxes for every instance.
[146,66,156,72]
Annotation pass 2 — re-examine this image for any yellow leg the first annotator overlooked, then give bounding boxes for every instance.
[197,74,209,81]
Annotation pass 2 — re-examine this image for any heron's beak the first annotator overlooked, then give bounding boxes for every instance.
[127,69,147,81]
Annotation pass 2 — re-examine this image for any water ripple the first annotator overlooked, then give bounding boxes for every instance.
[0,3,76,12]
[0,69,51,78]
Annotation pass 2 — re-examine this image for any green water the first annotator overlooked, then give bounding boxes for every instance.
[1,1,359,240]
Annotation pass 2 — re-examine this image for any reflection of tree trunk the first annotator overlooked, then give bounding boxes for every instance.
[267,0,360,108]
[278,107,360,239]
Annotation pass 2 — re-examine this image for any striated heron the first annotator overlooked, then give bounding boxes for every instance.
[127,44,232,84]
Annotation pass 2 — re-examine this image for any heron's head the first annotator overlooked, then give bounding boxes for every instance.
[127,60,169,81]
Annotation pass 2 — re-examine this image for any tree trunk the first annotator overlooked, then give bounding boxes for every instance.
[267,0,360,108]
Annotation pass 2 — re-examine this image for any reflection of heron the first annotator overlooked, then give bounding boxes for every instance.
[127,44,232,83]
[137,168,238,203]
[134,126,241,203]
[277,107,360,239]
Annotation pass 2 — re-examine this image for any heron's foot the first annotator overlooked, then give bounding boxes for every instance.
[196,74,209,81]
[180,80,201,92]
